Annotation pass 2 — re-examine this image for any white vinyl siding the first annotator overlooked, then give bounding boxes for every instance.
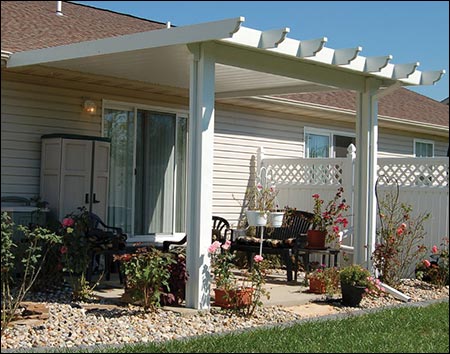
[213,108,305,226]
[1,74,448,227]
[1,77,184,199]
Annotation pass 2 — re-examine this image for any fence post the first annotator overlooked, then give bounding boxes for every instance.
[257,146,265,172]
[346,143,356,221]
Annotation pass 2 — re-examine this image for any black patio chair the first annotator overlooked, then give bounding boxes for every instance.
[85,212,127,283]
[162,215,233,252]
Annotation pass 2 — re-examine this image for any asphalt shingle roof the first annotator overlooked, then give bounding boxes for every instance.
[279,89,449,127]
[1,1,167,53]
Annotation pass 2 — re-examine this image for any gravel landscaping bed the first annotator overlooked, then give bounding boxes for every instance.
[1,278,448,351]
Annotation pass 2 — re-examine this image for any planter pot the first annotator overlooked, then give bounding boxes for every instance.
[341,282,366,307]
[306,230,327,249]
[214,287,254,309]
[246,210,268,227]
[309,278,326,294]
[268,211,285,228]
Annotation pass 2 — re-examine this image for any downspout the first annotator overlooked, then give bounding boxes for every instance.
[379,282,411,302]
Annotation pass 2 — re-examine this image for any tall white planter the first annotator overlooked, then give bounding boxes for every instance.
[246,210,268,227]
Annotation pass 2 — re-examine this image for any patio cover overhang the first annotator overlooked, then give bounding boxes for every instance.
[6,17,445,309]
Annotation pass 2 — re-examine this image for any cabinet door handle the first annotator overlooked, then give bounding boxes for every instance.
[92,193,100,204]
[85,193,90,204]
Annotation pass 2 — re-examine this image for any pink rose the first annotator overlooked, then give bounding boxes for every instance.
[423,259,431,268]
[208,241,221,254]
[254,255,264,263]
[432,245,439,254]
[221,240,231,250]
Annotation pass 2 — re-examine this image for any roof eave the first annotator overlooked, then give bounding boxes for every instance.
[248,96,449,137]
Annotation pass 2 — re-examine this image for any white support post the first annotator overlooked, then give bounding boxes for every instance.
[354,79,381,270]
[185,43,216,309]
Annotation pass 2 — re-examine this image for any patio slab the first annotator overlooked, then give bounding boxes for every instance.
[91,269,331,313]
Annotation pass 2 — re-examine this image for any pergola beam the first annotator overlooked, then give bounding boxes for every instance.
[260,28,290,48]
[365,55,393,72]
[210,41,369,91]
[420,70,446,85]
[215,83,333,99]
[334,46,362,65]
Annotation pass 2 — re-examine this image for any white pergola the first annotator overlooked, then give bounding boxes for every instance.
[7,17,445,309]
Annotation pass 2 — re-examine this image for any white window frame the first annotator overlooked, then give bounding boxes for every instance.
[413,139,434,157]
[304,127,355,158]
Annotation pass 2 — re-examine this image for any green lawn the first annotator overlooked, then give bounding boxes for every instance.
[56,301,448,353]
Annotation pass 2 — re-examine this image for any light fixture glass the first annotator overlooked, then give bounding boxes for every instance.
[83,100,97,114]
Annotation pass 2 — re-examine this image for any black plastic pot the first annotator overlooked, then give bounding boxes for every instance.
[341,282,366,307]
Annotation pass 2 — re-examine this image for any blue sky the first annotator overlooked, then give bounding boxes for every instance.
[73,1,449,102]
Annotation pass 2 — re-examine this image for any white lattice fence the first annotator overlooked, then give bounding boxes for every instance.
[260,150,449,257]
[377,157,449,187]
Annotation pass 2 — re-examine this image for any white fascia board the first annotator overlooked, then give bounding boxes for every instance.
[7,17,245,68]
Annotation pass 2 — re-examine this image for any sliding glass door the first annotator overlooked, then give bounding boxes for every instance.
[104,106,187,237]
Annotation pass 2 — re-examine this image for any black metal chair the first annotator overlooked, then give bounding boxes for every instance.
[162,215,232,252]
[85,212,127,283]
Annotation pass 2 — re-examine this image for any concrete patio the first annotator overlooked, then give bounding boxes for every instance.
[91,268,334,316]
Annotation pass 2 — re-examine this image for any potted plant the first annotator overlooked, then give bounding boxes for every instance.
[245,183,281,227]
[208,240,270,316]
[308,186,350,249]
[416,238,449,287]
[114,246,183,310]
[307,265,340,296]
[339,264,384,307]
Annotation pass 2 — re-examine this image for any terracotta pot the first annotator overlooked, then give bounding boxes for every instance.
[213,287,253,309]
[306,230,327,249]
[309,278,326,294]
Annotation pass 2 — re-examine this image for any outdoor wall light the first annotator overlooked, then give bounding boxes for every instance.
[83,100,97,114]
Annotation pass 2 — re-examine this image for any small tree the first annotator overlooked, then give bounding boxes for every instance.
[372,177,429,287]
[1,212,62,334]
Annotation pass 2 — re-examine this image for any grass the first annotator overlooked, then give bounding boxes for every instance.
[51,301,449,353]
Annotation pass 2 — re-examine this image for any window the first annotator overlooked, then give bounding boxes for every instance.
[305,129,355,158]
[414,139,434,157]
[103,104,187,237]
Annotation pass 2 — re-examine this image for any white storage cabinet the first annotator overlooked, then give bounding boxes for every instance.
[40,134,111,222]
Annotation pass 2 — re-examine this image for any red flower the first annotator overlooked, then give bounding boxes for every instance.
[62,218,75,227]
[60,245,68,254]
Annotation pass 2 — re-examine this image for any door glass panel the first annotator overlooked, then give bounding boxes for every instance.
[103,108,135,233]
[175,117,187,232]
[135,110,176,234]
